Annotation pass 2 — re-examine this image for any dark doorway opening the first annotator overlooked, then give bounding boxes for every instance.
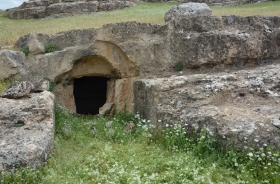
[74,76,108,115]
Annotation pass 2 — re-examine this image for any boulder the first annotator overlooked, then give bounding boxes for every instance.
[0,50,26,80]
[0,91,55,173]
[164,3,212,22]
[1,76,50,99]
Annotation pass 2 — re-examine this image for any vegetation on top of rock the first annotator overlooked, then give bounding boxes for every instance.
[1,106,279,183]
[44,43,60,53]
[21,46,29,56]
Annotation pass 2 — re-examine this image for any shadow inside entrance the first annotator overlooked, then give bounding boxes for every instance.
[74,76,108,115]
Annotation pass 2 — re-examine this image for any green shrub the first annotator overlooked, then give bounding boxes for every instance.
[175,62,184,71]
[21,46,29,56]
[44,44,60,53]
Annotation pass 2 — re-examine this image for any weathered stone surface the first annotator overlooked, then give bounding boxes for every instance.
[15,16,280,78]
[8,0,137,19]
[141,0,269,6]
[0,50,26,80]
[0,91,55,173]
[1,76,49,99]
[99,103,114,115]
[27,33,45,55]
[164,3,212,22]
[134,63,280,150]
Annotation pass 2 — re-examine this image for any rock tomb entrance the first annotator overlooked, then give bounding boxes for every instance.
[53,41,139,115]
[74,76,108,115]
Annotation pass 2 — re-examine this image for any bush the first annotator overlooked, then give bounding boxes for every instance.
[44,44,60,53]
[21,46,29,56]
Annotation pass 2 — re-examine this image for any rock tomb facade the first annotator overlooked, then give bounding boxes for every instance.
[1,2,280,172]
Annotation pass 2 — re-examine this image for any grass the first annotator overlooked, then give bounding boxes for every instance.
[44,43,60,53]
[1,106,279,183]
[212,1,280,17]
[0,1,280,46]
[0,2,179,46]
[0,78,16,95]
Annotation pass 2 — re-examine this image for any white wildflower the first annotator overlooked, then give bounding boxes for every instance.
[248,152,253,157]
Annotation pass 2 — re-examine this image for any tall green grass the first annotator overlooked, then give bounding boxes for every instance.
[1,106,279,183]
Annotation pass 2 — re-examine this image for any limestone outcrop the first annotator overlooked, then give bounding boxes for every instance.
[0,91,55,173]
[8,0,137,19]
[2,3,280,150]
[141,0,269,6]
[134,63,280,150]
[0,50,26,80]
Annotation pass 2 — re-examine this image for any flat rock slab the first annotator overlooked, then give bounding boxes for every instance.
[0,91,55,173]
[134,63,280,150]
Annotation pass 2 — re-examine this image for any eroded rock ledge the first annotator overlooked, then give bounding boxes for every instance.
[8,0,136,19]
[134,63,280,150]
[0,91,55,173]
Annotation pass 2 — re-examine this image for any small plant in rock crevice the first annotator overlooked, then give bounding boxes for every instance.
[21,46,29,56]
[44,44,60,53]
[43,77,55,92]
[174,62,184,71]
